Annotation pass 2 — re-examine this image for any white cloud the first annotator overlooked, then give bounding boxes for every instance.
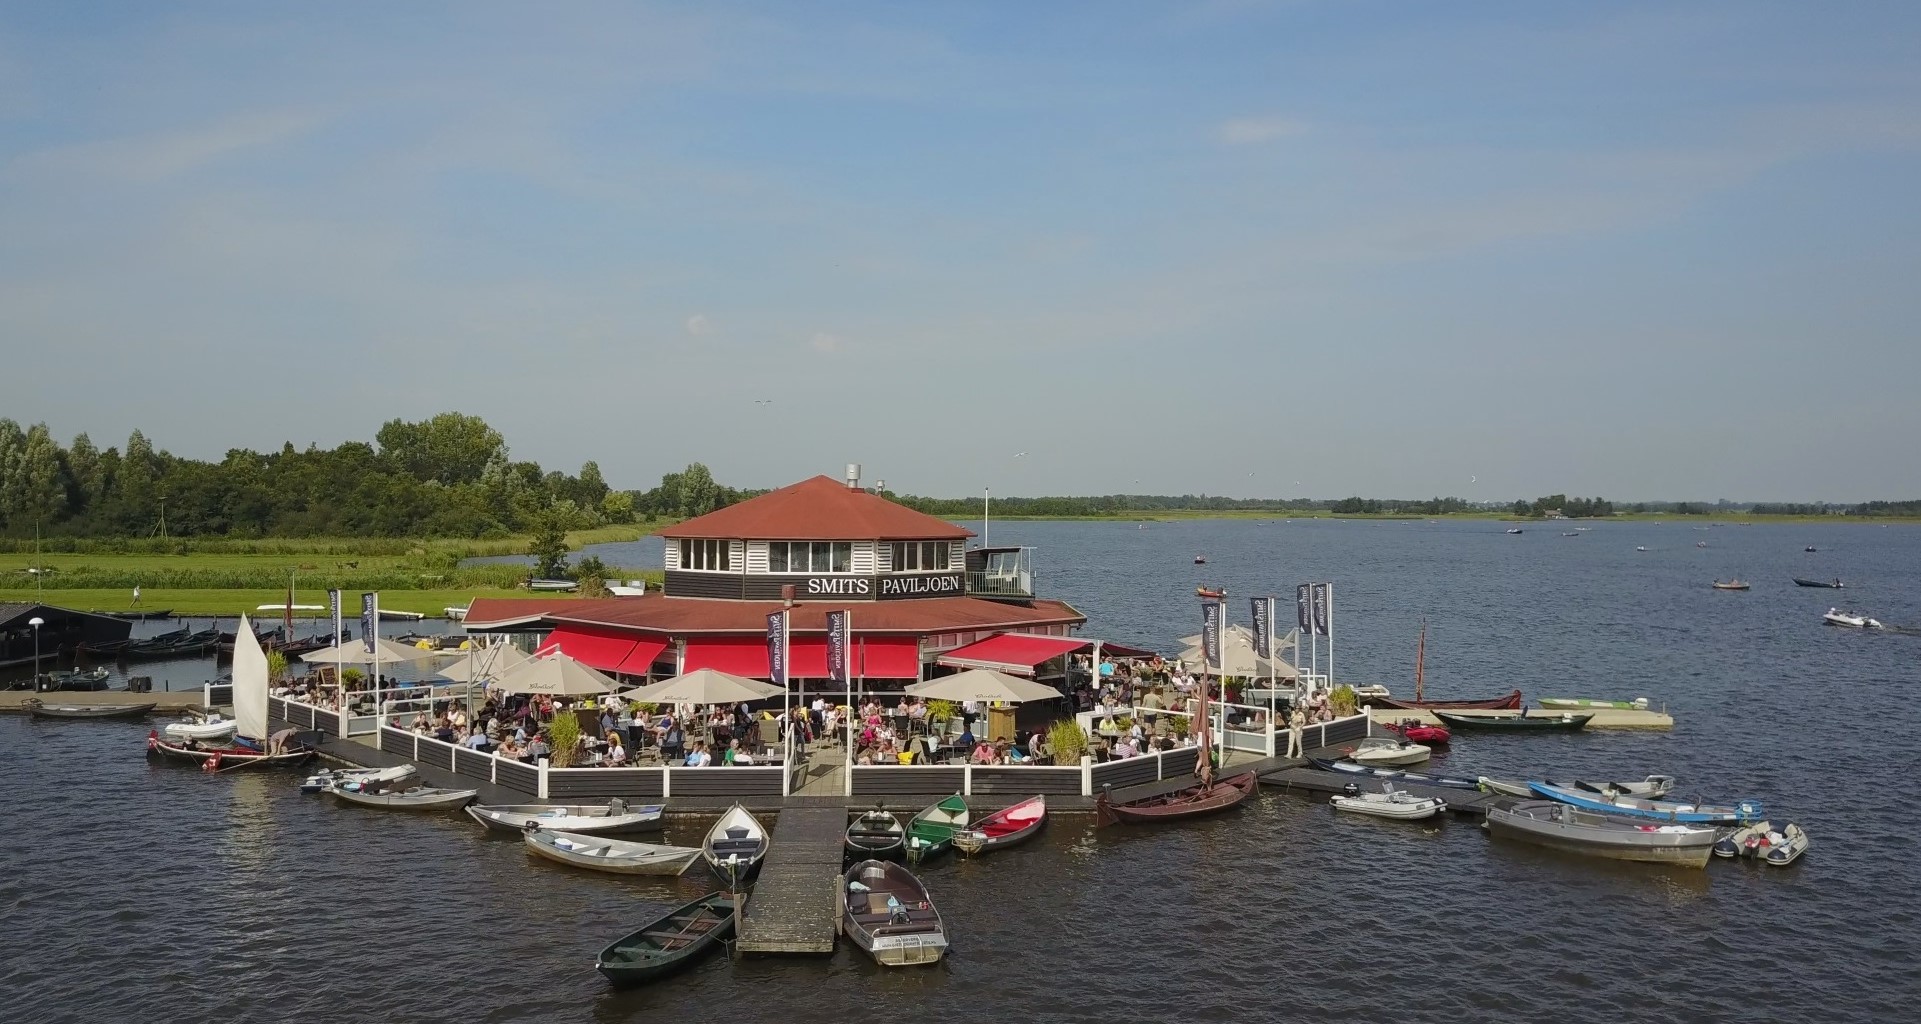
[1218,116,1306,145]
[809,331,844,354]
[685,313,715,336]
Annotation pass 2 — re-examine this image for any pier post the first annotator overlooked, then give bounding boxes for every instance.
[537,757,549,799]
[661,766,672,798]
[1080,755,1092,797]
[962,763,973,796]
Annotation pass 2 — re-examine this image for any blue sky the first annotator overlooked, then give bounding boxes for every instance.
[2,1,1917,501]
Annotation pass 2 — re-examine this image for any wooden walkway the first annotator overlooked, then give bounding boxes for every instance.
[736,806,846,955]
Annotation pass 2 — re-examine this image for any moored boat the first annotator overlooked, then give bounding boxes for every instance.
[1793,577,1842,588]
[524,828,702,875]
[905,794,969,864]
[594,893,735,987]
[467,800,665,835]
[1300,756,1481,791]
[1485,800,1717,867]
[301,764,416,793]
[1538,697,1649,711]
[1095,772,1257,826]
[103,609,175,620]
[703,803,768,886]
[1480,775,1674,799]
[145,731,314,769]
[1370,689,1524,712]
[1712,580,1750,591]
[1347,736,1430,766]
[1329,783,1445,820]
[840,860,949,966]
[38,667,111,691]
[1713,821,1809,866]
[24,698,157,719]
[1382,719,1450,745]
[1433,710,1592,732]
[329,784,477,811]
[951,795,1046,856]
[162,715,237,744]
[844,808,906,860]
[1528,782,1764,824]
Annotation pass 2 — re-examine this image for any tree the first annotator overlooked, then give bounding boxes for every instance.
[673,462,720,518]
[527,506,572,578]
[1511,499,1530,516]
[375,412,506,486]
[600,490,635,524]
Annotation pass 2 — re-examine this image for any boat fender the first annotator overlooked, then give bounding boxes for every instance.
[1342,783,1359,796]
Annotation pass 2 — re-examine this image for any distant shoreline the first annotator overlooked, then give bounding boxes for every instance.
[956,511,1921,525]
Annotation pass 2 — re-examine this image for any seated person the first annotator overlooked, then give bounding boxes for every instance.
[497,736,524,760]
[971,741,998,765]
[604,733,627,766]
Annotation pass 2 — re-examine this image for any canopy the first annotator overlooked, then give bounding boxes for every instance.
[437,643,533,683]
[535,625,638,673]
[618,667,784,705]
[678,635,922,679]
[300,636,445,667]
[490,653,616,696]
[906,668,1063,704]
[935,633,1084,677]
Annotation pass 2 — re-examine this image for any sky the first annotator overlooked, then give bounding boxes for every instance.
[1,1,1918,502]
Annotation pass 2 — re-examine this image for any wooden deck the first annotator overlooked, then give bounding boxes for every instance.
[1,689,209,714]
[735,806,846,955]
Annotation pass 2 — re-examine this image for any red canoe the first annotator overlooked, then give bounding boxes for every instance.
[952,795,1046,856]
[1384,720,1452,745]
[1095,772,1258,827]
[1370,689,1523,712]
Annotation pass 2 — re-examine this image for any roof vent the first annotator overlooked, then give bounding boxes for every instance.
[845,463,862,490]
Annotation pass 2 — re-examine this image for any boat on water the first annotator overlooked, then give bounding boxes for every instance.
[1479,775,1675,799]
[24,698,156,720]
[845,808,906,860]
[1793,578,1843,588]
[1713,821,1809,866]
[468,800,664,835]
[301,764,415,794]
[1383,719,1450,745]
[329,784,477,812]
[1347,736,1431,766]
[37,667,111,691]
[1434,710,1592,732]
[1528,782,1764,824]
[103,609,175,621]
[1330,783,1445,820]
[1823,609,1884,629]
[1301,756,1481,791]
[840,860,948,966]
[703,803,768,885]
[1561,531,1580,537]
[951,795,1046,856]
[525,828,702,876]
[1505,528,1523,534]
[1370,689,1524,712]
[905,795,969,864]
[1485,800,1717,867]
[145,616,311,771]
[1095,772,1257,826]
[1804,546,1817,552]
[1193,555,1207,564]
[1538,697,1649,711]
[594,893,735,987]
[1712,580,1750,591]
[162,714,237,744]
[1635,546,1648,552]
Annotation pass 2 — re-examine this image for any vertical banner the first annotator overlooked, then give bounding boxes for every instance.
[1311,583,1331,637]
[328,589,342,646]
[360,592,377,654]
[1201,600,1222,673]
[1250,597,1271,660]
[825,609,849,685]
[1296,583,1312,631]
[766,610,788,687]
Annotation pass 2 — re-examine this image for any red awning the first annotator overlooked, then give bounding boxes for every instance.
[613,638,671,677]
[937,633,1085,676]
[535,626,637,673]
[680,637,769,677]
[678,636,923,680]
[852,636,922,679]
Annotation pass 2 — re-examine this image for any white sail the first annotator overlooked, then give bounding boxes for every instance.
[232,614,271,743]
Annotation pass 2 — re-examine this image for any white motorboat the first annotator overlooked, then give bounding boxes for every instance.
[1329,783,1445,820]
[523,828,701,876]
[301,764,416,794]
[1347,736,1431,767]
[163,714,237,744]
[466,800,665,835]
[1823,609,1884,629]
[1714,820,1809,866]
[444,606,468,621]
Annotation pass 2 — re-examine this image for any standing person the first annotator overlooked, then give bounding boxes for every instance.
[1286,704,1307,758]
[131,584,141,607]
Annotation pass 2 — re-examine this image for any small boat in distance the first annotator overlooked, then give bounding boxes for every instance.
[1371,689,1524,712]
[1538,696,1649,711]
[1804,546,1817,552]
[1824,609,1884,629]
[1527,782,1764,824]
[1561,531,1579,537]
[1480,775,1675,799]
[1711,580,1750,590]
[1635,546,1648,552]
[1505,528,1524,534]
[23,698,157,720]
[1193,555,1207,564]
[1793,577,1843,588]
[528,578,580,592]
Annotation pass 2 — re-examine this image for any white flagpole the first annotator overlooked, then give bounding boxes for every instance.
[1326,584,1335,691]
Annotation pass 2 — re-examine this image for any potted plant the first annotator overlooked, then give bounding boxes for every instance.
[1047,719,1088,766]
[1330,684,1358,718]
[546,707,581,767]
[927,699,959,728]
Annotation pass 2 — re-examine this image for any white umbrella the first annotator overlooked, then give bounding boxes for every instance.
[437,643,533,683]
[491,653,617,696]
[619,668,783,705]
[906,669,1063,704]
[300,636,445,666]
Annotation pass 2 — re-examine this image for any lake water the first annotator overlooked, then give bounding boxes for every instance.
[5,518,1916,1023]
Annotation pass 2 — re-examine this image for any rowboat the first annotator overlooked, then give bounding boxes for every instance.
[840,860,949,966]
[103,609,175,620]
[1301,756,1482,791]
[1538,697,1649,711]
[24,698,156,719]
[1486,800,1717,867]
[1714,820,1809,866]
[1712,580,1750,591]
[594,893,735,987]
[905,794,969,864]
[1370,689,1524,712]
[1793,578,1842,588]
[145,731,314,770]
[951,795,1046,856]
[1382,719,1450,745]
[1095,772,1257,826]
[1479,775,1674,799]
[329,784,477,811]
[524,828,702,876]
[703,803,768,886]
[1329,783,1445,820]
[844,808,906,860]
[1528,782,1765,824]
[1348,736,1430,766]
[468,800,664,834]
[1433,711,1592,732]
[528,578,579,592]
[300,764,415,793]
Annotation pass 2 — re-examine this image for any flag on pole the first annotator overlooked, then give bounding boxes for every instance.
[1201,599,1222,674]
[360,593,377,654]
[1311,583,1331,637]
[1250,597,1270,660]
[328,589,342,646]
[825,610,849,685]
[1296,583,1312,631]
[766,610,788,687]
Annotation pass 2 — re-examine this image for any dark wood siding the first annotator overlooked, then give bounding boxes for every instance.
[670,767,784,797]
[850,766,966,795]
[547,768,665,799]
[416,737,454,771]
[663,570,746,599]
[452,747,493,782]
[496,760,540,795]
[1090,757,1159,790]
[969,766,1082,796]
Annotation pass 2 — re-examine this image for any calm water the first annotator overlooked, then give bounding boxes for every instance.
[5,519,1917,1023]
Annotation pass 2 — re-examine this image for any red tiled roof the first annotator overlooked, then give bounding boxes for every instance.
[461,598,588,629]
[545,593,1083,636]
[658,475,973,541]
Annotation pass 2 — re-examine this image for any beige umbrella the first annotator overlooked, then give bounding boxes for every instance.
[618,668,783,705]
[906,668,1063,704]
[1178,626,1299,678]
[491,653,617,696]
[300,636,445,667]
[437,643,533,683]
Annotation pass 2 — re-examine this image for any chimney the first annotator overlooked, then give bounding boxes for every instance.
[874,478,885,494]
[845,463,862,490]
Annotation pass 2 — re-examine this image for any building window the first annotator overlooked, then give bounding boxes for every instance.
[679,539,731,571]
[767,541,854,574]
[889,540,949,572]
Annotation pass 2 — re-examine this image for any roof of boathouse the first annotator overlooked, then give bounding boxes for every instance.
[461,594,1086,635]
[657,475,974,542]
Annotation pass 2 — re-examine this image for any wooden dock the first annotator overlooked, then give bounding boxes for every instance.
[1,689,209,714]
[736,806,846,955]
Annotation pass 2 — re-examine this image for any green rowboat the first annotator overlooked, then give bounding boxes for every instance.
[594,892,735,987]
[1538,697,1649,711]
[905,794,968,865]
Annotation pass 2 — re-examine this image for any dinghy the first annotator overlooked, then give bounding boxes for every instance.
[467,800,665,835]
[951,795,1046,856]
[1300,757,1481,791]
[24,699,156,720]
[524,828,701,876]
[1095,773,1256,826]
[1538,697,1650,711]
[1347,736,1430,766]
[300,764,415,793]
[1382,719,1450,745]
[1329,783,1445,820]
[840,860,949,966]
[1479,775,1674,799]
[844,808,906,860]
[162,715,238,743]
[594,893,735,987]
[1823,609,1884,629]
[1528,782,1764,824]
[1714,820,1809,866]
[905,794,969,864]
[329,784,477,812]
[1486,800,1717,867]
[702,803,768,886]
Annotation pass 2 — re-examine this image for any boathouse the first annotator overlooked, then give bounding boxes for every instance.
[0,603,131,671]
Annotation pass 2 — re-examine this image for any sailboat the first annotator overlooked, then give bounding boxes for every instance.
[1371,620,1525,711]
[146,614,313,770]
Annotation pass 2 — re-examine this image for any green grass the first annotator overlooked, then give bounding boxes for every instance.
[0,587,598,618]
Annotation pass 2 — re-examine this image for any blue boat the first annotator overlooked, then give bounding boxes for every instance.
[1527,782,1764,825]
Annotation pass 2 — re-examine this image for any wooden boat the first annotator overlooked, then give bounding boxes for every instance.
[1486,800,1717,867]
[1433,711,1592,732]
[703,803,768,886]
[123,628,189,659]
[1714,821,1809,866]
[1301,756,1481,791]
[1095,772,1257,826]
[1528,782,1765,824]
[1370,689,1524,712]
[1348,736,1430,766]
[467,800,665,835]
[594,893,735,987]
[844,808,906,860]
[328,784,477,811]
[40,667,111,691]
[79,638,135,658]
[951,795,1046,856]
[524,828,702,876]
[1480,775,1675,799]
[301,764,415,793]
[1711,580,1750,591]
[1383,719,1450,745]
[905,794,969,864]
[840,860,949,966]
[1329,783,1445,820]
[144,730,314,769]
[1538,697,1649,711]
[24,698,157,719]
[1793,577,1842,588]
[103,609,175,620]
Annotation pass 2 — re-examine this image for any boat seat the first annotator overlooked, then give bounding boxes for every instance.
[710,839,762,855]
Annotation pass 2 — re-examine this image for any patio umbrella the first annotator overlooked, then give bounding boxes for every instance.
[437,643,533,683]
[300,636,446,667]
[905,668,1063,704]
[490,653,617,696]
[618,668,783,705]
[1177,626,1299,679]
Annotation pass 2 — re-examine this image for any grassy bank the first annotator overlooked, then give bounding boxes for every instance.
[0,582,669,618]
